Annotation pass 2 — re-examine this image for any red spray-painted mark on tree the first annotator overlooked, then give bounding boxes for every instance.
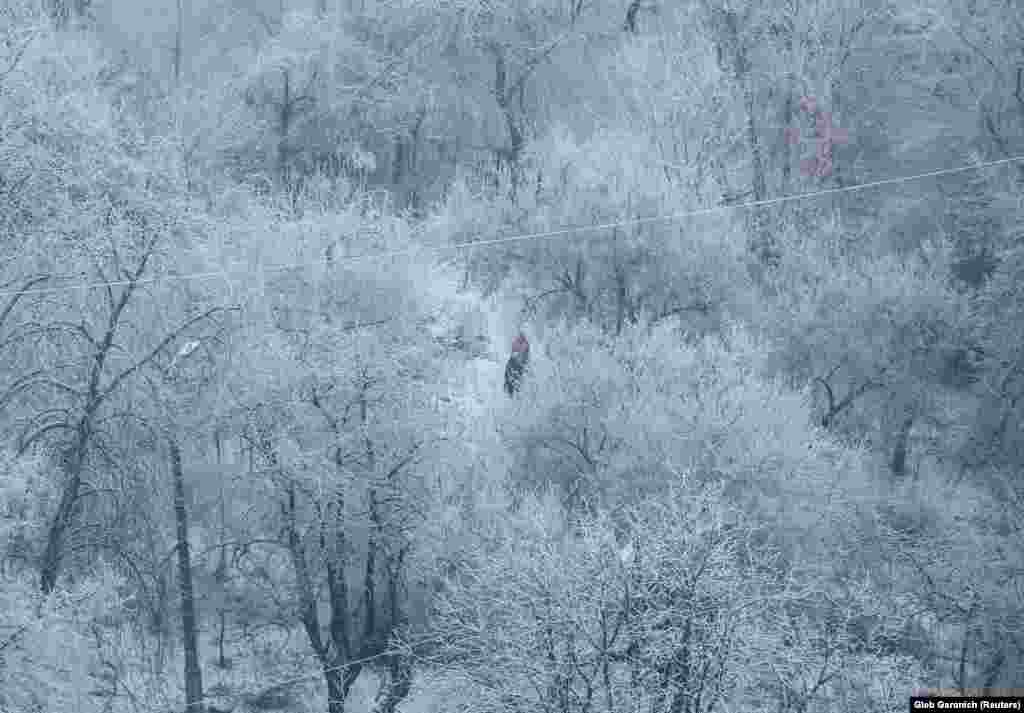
[786,96,849,178]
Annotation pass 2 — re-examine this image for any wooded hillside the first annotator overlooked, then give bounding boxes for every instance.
[1,1,1022,712]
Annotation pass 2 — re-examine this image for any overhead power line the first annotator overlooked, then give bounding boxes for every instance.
[1,154,1022,300]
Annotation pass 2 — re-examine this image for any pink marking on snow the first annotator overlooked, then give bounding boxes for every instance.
[815,112,849,144]
[785,96,849,178]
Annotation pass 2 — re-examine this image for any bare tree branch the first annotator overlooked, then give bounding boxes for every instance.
[101,307,235,400]
[0,275,48,331]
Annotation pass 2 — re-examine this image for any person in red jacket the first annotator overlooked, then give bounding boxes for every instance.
[504,333,530,396]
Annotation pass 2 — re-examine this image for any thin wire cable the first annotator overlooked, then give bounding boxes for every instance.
[3,154,1022,300]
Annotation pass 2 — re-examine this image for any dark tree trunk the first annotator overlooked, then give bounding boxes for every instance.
[214,432,230,670]
[781,80,794,197]
[392,136,405,197]
[614,262,629,336]
[624,0,641,33]
[286,471,364,713]
[890,415,914,477]
[712,7,776,270]
[371,550,411,713]
[278,68,293,188]
[371,654,412,713]
[324,661,360,713]
[172,0,184,84]
[830,78,844,191]
[39,421,91,594]
[39,473,79,593]
[171,438,205,712]
[741,65,773,268]
[490,45,527,203]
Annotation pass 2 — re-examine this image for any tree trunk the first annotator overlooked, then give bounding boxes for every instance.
[278,68,293,188]
[615,268,627,336]
[408,109,426,215]
[491,45,526,204]
[286,475,363,713]
[713,7,775,270]
[742,73,774,268]
[830,78,844,190]
[780,79,794,197]
[324,659,360,713]
[215,432,230,670]
[371,654,412,713]
[171,438,205,712]
[623,0,641,33]
[39,475,79,593]
[39,421,91,594]
[152,570,170,667]
[173,0,184,84]
[392,136,406,202]
[890,415,914,477]
[371,549,411,713]
[217,610,228,669]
